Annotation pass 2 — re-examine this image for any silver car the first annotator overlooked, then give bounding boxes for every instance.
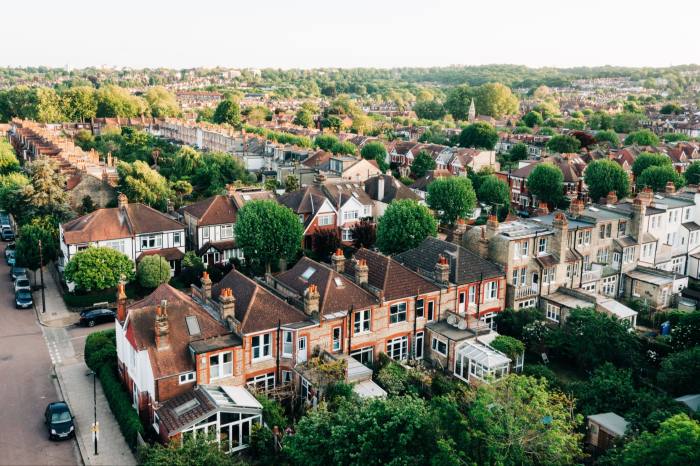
[14,278,31,293]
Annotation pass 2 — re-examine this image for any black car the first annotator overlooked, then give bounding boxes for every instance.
[15,290,33,309]
[44,402,74,440]
[1,227,14,241]
[10,266,27,281]
[79,308,116,327]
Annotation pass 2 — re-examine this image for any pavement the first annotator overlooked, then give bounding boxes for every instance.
[36,265,137,466]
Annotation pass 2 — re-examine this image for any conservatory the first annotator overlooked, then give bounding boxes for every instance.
[453,341,511,384]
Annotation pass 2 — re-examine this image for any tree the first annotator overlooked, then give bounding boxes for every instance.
[139,434,240,466]
[352,218,376,249]
[526,163,564,206]
[660,103,683,115]
[473,83,519,119]
[478,176,511,220]
[685,161,700,185]
[669,312,700,351]
[609,414,700,466]
[589,111,613,130]
[96,85,148,118]
[117,161,173,211]
[137,255,171,289]
[63,86,97,122]
[314,134,339,151]
[427,176,477,225]
[350,113,372,135]
[234,200,303,273]
[322,115,343,132]
[191,152,254,197]
[636,165,684,191]
[613,112,643,133]
[489,335,524,362]
[22,157,72,221]
[284,174,299,193]
[144,86,180,118]
[410,150,437,178]
[413,100,445,120]
[212,98,242,128]
[172,145,202,178]
[34,87,64,123]
[444,84,472,120]
[570,363,637,416]
[0,139,20,174]
[468,375,583,466]
[546,135,581,154]
[458,122,498,150]
[523,111,544,128]
[360,141,388,172]
[330,140,356,156]
[64,247,134,291]
[293,109,314,128]
[80,195,96,214]
[15,222,58,271]
[657,347,700,396]
[632,152,671,177]
[663,132,689,143]
[584,159,630,203]
[376,199,437,255]
[0,172,30,216]
[595,130,620,147]
[509,142,529,162]
[625,129,660,146]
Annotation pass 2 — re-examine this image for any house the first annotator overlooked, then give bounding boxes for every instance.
[277,185,338,250]
[66,173,117,211]
[364,174,422,217]
[180,186,275,266]
[587,412,628,451]
[328,155,382,182]
[410,170,453,201]
[59,194,186,283]
[321,181,374,244]
[448,149,499,175]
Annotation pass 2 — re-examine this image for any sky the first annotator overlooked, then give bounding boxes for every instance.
[5,0,700,69]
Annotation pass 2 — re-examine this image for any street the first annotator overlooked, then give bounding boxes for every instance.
[0,243,79,466]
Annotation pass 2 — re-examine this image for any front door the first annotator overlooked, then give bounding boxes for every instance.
[458,291,466,314]
[297,336,307,363]
[532,272,539,292]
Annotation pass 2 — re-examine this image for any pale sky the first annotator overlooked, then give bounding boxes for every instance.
[6,0,700,69]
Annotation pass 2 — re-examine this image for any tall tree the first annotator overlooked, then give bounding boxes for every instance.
[444,84,472,120]
[212,98,242,128]
[293,109,314,128]
[22,157,71,221]
[410,150,436,179]
[117,160,173,211]
[478,176,511,220]
[34,87,65,123]
[625,129,660,146]
[523,111,544,128]
[413,100,445,120]
[584,159,630,203]
[15,221,58,271]
[96,85,148,118]
[191,152,254,197]
[636,165,684,191]
[459,122,499,150]
[0,139,20,174]
[144,86,180,117]
[376,199,437,255]
[64,247,135,291]
[473,83,519,118]
[546,135,581,154]
[62,86,97,122]
[526,163,564,206]
[684,161,700,185]
[595,129,620,147]
[632,152,671,177]
[427,176,477,225]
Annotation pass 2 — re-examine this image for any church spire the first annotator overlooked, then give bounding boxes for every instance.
[468,98,476,122]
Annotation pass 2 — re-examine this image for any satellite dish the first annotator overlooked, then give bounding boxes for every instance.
[457,318,468,330]
[447,314,457,326]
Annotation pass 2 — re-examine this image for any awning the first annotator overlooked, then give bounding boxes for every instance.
[137,247,185,262]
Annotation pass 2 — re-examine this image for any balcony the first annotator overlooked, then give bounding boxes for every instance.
[514,286,538,300]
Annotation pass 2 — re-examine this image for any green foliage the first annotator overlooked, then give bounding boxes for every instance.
[584,159,631,203]
[523,111,544,128]
[139,433,240,465]
[489,335,525,361]
[660,103,683,115]
[117,160,173,210]
[191,151,254,197]
[613,112,643,133]
[15,221,58,270]
[64,246,134,291]
[636,165,684,191]
[21,157,72,222]
[293,108,314,128]
[589,111,613,130]
[546,135,581,153]
[658,347,700,396]
[314,134,339,151]
[413,100,445,120]
[570,363,636,416]
[63,86,97,122]
[444,84,473,120]
[0,172,29,215]
[526,163,564,205]
[330,140,357,156]
[509,142,529,161]
[0,139,20,174]
[376,199,437,255]
[458,122,499,150]
[376,362,410,395]
[427,176,477,225]
[625,129,660,146]
[473,82,520,119]
[522,364,560,387]
[143,86,180,118]
[360,141,388,172]
[632,152,671,177]
[96,85,148,118]
[212,98,242,128]
[255,394,287,429]
[477,176,511,220]
[410,150,437,178]
[234,200,303,271]
[537,127,556,136]
[495,307,544,340]
[684,161,700,185]
[663,132,689,142]
[595,129,620,146]
[84,329,117,372]
[565,118,585,130]
[136,255,171,288]
[284,174,299,193]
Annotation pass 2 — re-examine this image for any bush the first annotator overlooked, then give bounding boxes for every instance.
[84,329,116,372]
[376,361,409,395]
[136,255,171,288]
[522,364,560,388]
[255,394,287,430]
[495,308,544,340]
[657,347,700,396]
[489,335,525,361]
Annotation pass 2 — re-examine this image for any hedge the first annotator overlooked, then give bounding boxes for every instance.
[64,283,140,309]
[84,329,144,450]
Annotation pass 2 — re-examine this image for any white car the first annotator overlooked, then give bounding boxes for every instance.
[14,277,31,293]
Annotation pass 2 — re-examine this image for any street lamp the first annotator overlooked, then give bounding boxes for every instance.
[86,370,98,455]
[38,239,46,314]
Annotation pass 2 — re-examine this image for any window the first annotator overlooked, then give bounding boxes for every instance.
[342,229,353,242]
[618,221,627,235]
[685,208,691,221]
[632,280,641,297]
[415,331,424,359]
[566,264,572,279]
[318,215,333,226]
[209,352,233,380]
[301,266,316,280]
[282,331,293,358]
[521,240,529,257]
[415,299,424,318]
[281,371,293,385]
[221,224,233,239]
[252,334,271,361]
[623,246,636,263]
[354,309,370,334]
[246,372,275,391]
[545,303,560,322]
[468,286,476,304]
[613,252,621,264]
[179,372,195,384]
[140,235,162,250]
[599,224,605,239]
[427,301,435,321]
[343,210,359,221]
[602,276,617,296]
[390,302,407,324]
[332,327,342,352]
[486,281,497,300]
[538,237,547,254]
[351,346,374,365]
[606,224,612,238]
[387,336,408,361]
[202,227,209,239]
[512,269,519,286]
[431,337,447,356]
[583,230,591,245]
[105,240,125,254]
[173,232,182,246]
[543,268,555,284]
[363,205,371,217]
[520,268,527,286]
[597,248,609,264]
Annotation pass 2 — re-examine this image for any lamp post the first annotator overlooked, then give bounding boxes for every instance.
[87,370,98,455]
[38,239,46,314]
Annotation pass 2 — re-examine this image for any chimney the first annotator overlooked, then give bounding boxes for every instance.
[314,172,327,185]
[377,176,385,202]
[434,255,450,284]
[226,183,236,198]
[630,198,647,240]
[166,198,174,214]
[665,181,676,194]
[354,258,369,286]
[116,281,127,322]
[569,199,584,218]
[606,190,618,205]
[536,201,550,216]
[154,303,170,351]
[331,248,346,274]
[117,192,128,209]
[452,218,467,244]
[486,214,499,238]
[201,271,212,299]
[303,284,320,317]
[552,211,569,260]
[637,186,653,207]
[219,288,236,322]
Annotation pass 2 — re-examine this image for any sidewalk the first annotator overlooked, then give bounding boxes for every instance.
[34,266,79,328]
[56,363,137,466]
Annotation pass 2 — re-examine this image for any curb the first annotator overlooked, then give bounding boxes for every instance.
[53,365,87,466]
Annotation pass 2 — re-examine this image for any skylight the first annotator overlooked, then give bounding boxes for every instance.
[301,266,316,280]
[242,194,252,201]
[173,398,200,417]
[334,277,344,288]
[185,315,201,336]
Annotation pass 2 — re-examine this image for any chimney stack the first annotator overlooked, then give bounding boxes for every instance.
[331,248,346,274]
[116,281,128,322]
[219,288,236,322]
[606,190,618,205]
[201,271,212,299]
[155,304,170,351]
[435,254,450,284]
[117,192,128,209]
[303,284,320,317]
[226,183,236,198]
[630,198,647,240]
[637,186,653,207]
[569,198,584,218]
[486,214,499,238]
[536,201,550,216]
[354,258,369,287]
[552,211,569,261]
[665,182,676,194]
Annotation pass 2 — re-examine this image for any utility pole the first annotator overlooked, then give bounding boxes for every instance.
[38,239,46,314]
[89,370,98,455]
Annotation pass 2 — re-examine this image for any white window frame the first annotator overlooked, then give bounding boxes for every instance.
[221,224,234,239]
[282,330,293,358]
[415,331,424,360]
[173,232,182,247]
[545,302,560,323]
[486,281,497,300]
[387,336,408,361]
[252,333,272,362]
[318,214,333,226]
[209,352,233,380]
[389,302,407,324]
[341,228,353,242]
[354,309,371,334]
[351,346,373,365]
[332,327,342,352]
[140,234,162,250]
[179,372,196,384]
[431,337,447,357]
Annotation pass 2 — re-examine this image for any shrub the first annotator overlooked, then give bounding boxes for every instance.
[489,335,525,361]
[84,329,116,372]
[255,394,287,430]
[522,364,560,388]
[376,361,409,395]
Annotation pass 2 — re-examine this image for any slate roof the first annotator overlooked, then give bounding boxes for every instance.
[394,237,504,285]
[322,182,373,207]
[276,257,377,315]
[410,170,453,192]
[62,203,184,244]
[364,174,420,203]
[181,195,236,226]
[212,269,308,334]
[277,186,332,229]
[348,248,439,301]
[156,387,216,436]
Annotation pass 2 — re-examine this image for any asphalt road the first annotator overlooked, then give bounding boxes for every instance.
[0,244,79,466]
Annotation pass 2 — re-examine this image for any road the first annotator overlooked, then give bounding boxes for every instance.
[0,243,79,466]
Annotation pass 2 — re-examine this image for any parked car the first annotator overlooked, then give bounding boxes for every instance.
[5,249,15,265]
[10,266,27,281]
[1,227,14,241]
[14,278,31,293]
[79,308,117,327]
[4,241,15,256]
[44,402,74,440]
[15,290,33,309]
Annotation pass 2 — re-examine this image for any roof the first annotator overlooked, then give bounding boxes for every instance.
[675,394,700,412]
[156,387,216,436]
[394,237,504,285]
[197,240,238,255]
[212,269,308,334]
[410,170,452,191]
[588,412,628,437]
[625,268,675,286]
[125,284,232,380]
[456,341,510,368]
[364,174,420,203]
[353,379,387,398]
[276,257,377,315]
[63,203,183,244]
[181,195,236,226]
[542,291,593,310]
[322,181,372,207]
[597,298,637,320]
[137,248,185,262]
[683,222,700,232]
[349,248,439,301]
